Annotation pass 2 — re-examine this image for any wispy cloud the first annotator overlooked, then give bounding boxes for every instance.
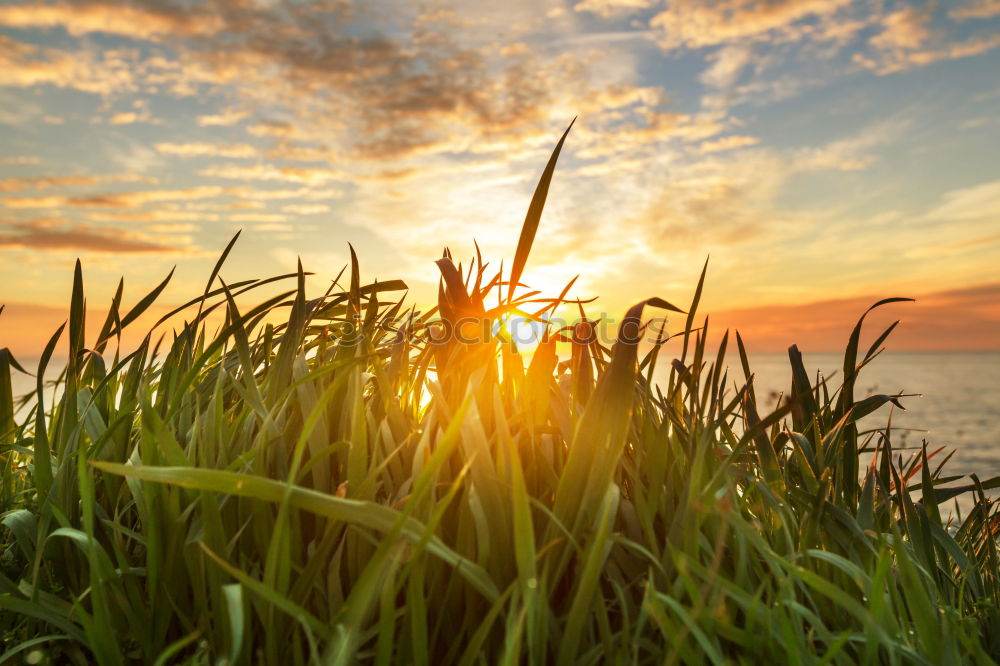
[198,164,347,185]
[0,173,154,192]
[2,186,224,208]
[922,179,1000,222]
[712,282,1000,351]
[648,0,855,51]
[856,4,1000,74]
[196,107,248,127]
[229,212,287,223]
[0,2,222,39]
[86,209,221,223]
[696,135,760,154]
[0,35,136,95]
[1,156,41,165]
[0,219,183,253]
[572,0,658,18]
[282,204,331,215]
[950,0,1000,21]
[155,142,258,158]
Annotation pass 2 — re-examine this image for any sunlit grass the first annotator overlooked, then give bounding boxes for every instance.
[2,123,1000,664]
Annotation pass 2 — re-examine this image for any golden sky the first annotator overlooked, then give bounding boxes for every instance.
[1,0,999,355]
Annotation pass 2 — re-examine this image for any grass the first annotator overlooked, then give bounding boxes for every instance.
[3,123,1000,664]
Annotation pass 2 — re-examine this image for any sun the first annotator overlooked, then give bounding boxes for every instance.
[499,313,550,350]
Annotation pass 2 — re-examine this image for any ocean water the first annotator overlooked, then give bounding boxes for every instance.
[722,351,1000,483]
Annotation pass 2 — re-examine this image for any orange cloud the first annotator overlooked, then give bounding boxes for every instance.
[229,212,287,223]
[697,135,760,154]
[198,164,347,185]
[711,282,1000,352]
[0,299,178,360]
[856,5,1000,74]
[226,186,343,201]
[108,111,144,125]
[0,34,135,94]
[573,0,658,18]
[1,186,224,208]
[649,0,854,50]
[155,142,258,158]
[1,156,40,165]
[870,6,933,52]
[950,0,1000,21]
[282,204,330,215]
[86,209,221,223]
[247,121,306,139]
[0,219,181,253]
[922,179,1000,222]
[0,174,96,192]
[576,110,728,159]
[0,2,222,39]
[0,173,154,192]
[196,108,248,126]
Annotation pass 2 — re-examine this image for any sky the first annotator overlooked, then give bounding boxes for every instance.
[0,0,999,356]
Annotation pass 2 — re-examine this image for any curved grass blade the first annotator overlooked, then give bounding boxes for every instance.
[507,118,575,302]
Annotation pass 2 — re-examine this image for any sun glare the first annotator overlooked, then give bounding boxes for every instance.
[499,313,549,351]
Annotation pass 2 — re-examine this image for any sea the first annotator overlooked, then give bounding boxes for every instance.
[725,351,1000,483]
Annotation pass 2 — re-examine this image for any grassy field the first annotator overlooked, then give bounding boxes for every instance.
[3,126,1000,665]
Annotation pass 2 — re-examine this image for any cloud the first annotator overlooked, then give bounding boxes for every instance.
[697,135,760,153]
[229,212,287,223]
[155,142,258,158]
[794,145,872,171]
[0,219,181,253]
[0,2,223,40]
[639,0,999,86]
[950,0,1000,21]
[0,1,666,169]
[905,232,1000,259]
[86,209,221,223]
[573,0,659,18]
[649,0,854,51]
[575,110,728,159]
[712,282,1000,352]
[247,223,292,232]
[624,150,794,253]
[1,186,224,208]
[112,4,593,161]
[146,223,198,233]
[108,111,144,125]
[198,164,347,185]
[856,5,1000,74]
[1,156,40,165]
[226,186,344,201]
[247,121,307,139]
[196,108,249,126]
[922,179,1000,222]
[870,6,933,53]
[0,34,136,95]
[699,44,753,90]
[792,118,907,171]
[282,204,331,215]
[223,200,265,210]
[264,143,336,163]
[898,33,1000,69]
[105,98,157,125]
[0,173,154,192]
